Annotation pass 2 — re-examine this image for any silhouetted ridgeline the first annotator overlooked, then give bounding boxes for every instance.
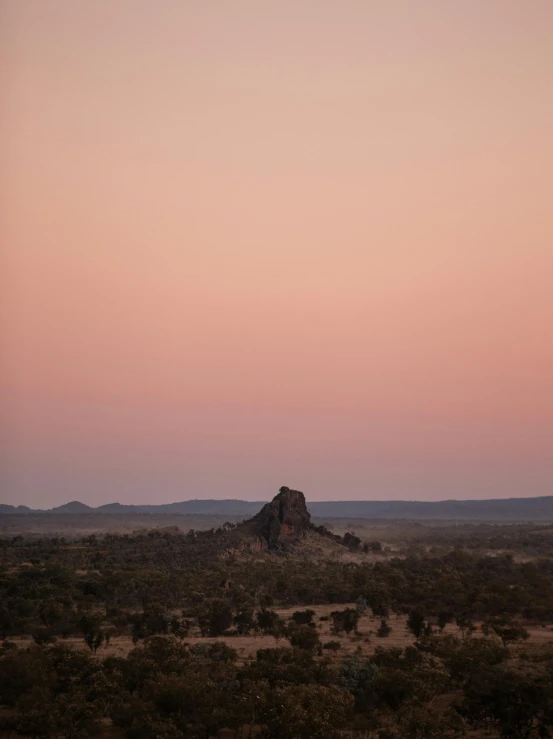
[2,495,553,520]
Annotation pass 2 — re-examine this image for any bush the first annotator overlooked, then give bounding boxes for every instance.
[331,608,359,635]
[291,609,315,625]
[32,628,57,646]
[196,599,233,637]
[377,620,392,638]
[287,624,320,651]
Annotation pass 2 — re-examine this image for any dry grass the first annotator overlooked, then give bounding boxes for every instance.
[12,604,551,663]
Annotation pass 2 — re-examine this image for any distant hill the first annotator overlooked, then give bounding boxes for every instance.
[0,504,32,514]
[2,495,553,521]
[50,501,93,514]
[309,497,553,521]
[96,500,263,515]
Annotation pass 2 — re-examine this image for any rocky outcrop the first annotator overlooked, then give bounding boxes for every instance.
[252,487,311,550]
[220,487,358,558]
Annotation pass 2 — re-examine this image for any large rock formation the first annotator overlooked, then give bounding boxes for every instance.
[252,487,311,550]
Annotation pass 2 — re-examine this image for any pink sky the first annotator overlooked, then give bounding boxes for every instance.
[2,0,553,507]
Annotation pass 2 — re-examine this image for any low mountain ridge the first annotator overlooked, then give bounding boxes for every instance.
[0,504,32,514]
[3,494,553,521]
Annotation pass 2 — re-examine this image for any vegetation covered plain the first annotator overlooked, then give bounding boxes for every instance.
[2,488,553,738]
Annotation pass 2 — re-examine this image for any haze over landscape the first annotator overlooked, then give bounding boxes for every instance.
[3,0,553,508]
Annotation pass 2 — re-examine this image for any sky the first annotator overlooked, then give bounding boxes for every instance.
[2,0,553,508]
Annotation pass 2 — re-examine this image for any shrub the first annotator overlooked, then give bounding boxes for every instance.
[377,619,392,638]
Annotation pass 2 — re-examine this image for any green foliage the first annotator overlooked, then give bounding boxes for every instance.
[394,705,465,739]
[483,617,529,647]
[243,647,334,689]
[286,623,320,651]
[233,605,255,634]
[5,531,553,637]
[331,607,359,634]
[437,610,454,631]
[343,532,362,552]
[261,684,354,738]
[32,626,57,646]
[407,610,427,640]
[339,654,377,711]
[377,618,392,637]
[257,608,286,638]
[196,598,233,637]
[84,629,106,653]
[3,522,553,737]
[290,608,315,625]
[458,665,553,738]
[425,633,509,684]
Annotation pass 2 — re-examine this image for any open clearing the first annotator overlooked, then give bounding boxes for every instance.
[10,603,553,664]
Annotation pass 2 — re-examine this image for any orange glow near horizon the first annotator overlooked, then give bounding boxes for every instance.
[2,0,553,507]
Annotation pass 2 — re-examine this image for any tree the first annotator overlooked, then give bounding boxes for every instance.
[331,608,359,635]
[355,596,369,616]
[343,533,362,552]
[38,599,64,628]
[431,635,508,684]
[455,612,474,637]
[437,611,454,632]
[84,629,106,654]
[86,671,124,717]
[197,599,233,637]
[339,655,377,712]
[291,609,315,625]
[407,610,426,641]
[261,684,354,738]
[14,692,59,739]
[0,605,13,639]
[52,687,103,739]
[77,612,102,637]
[286,624,320,652]
[458,666,553,739]
[395,705,465,739]
[0,649,50,707]
[143,604,172,636]
[77,612,106,652]
[377,619,391,637]
[233,678,270,738]
[483,618,529,648]
[234,607,255,635]
[32,628,57,647]
[366,541,383,554]
[256,609,285,639]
